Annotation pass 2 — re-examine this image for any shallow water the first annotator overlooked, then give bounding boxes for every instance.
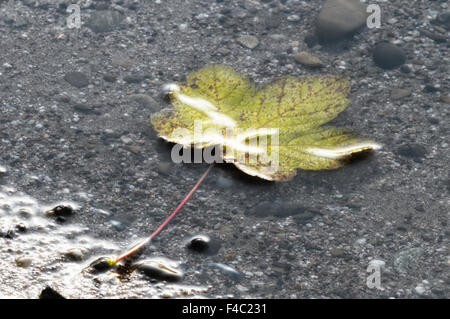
[0,0,449,298]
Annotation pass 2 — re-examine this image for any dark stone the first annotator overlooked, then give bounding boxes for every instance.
[373,42,406,70]
[103,74,117,83]
[272,261,291,271]
[57,95,71,103]
[414,204,425,213]
[15,223,27,233]
[39,286,65,299]
[207,263,242,281]
[187,234,221,255]
[400,65,412,74]
[188,235,209,252]
[64,72,89,88]
[330,248,346,258]
[56,216,67,223]
[87,11,123,33]
[123,73,146,84]
[5,229,15,239]
[137,259,183,282]
[396,144,427,162]
[248,201,276,217]
[129,94,158,112]
[156,162,172,176]
[263,12,282,30]
[110,219,126,232]
[293,211,316,224]
[46,205,73,217]
[428,117,439,125]
[435,11,450,31]
[89,257,114,273]
[424,85,439,93]
[73,103,99,114]
[216,176,234,188]
[421,30,447,43]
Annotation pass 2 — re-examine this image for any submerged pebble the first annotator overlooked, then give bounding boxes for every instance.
[123,73,146,84]
[45,205,74,218]
[315,0,367,42]
[396,144,427,162]
[17,208,32,219]
[103,74,117,82]
[88,256,115,273]
[15,223,27,233]
[137,257,183,282]
[64,72,89,88]
[216,176,234,189]
[188,234,210,253]
[373,42,406,70]
[391,88,411,101]
[440,95,450,104]
[109,219,126,232]
[187,234,221,255]
[208,263,242,281]
[129,94,158,112]
[15,256,32,268]
[63,248,85,261]
[3,228,15,239]
[294,51,324,68]
[87,10,123,33]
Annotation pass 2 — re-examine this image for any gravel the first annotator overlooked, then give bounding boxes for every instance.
[0,0,448,299]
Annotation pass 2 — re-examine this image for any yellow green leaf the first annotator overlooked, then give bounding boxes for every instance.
[151,64,380,181]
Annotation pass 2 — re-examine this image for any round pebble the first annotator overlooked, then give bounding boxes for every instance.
[373,42,406,70]
[88,256,115,273]
[294,51,324,68]
[236,35,259,49]
[87,11,123,33]
[187,234,210,253]
[187,234,221,255]
[45,205,73,217]
[137,258,183,282]
[64,72,89,88]
[15,256,32,268]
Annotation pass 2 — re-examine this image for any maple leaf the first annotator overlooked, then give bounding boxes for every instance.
[151,64,380,181]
